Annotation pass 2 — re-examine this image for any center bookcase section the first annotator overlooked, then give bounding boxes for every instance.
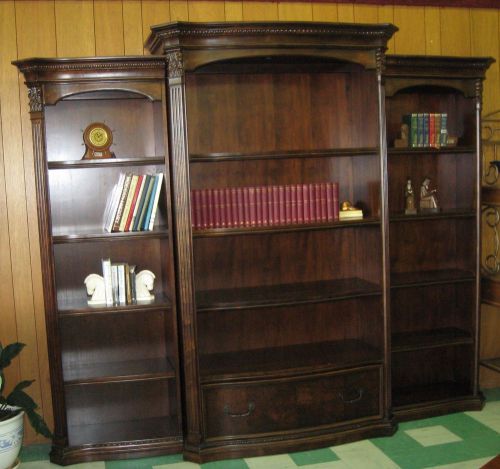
[186,63,379,156]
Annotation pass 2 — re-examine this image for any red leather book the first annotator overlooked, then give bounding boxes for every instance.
[207,189,215,229]
[319,183,327,222]
[309,184,316,223]
[125,174,143,231]
[334,182,339,220]
[190,189,197,229]
[230,187,238,228]
[221,189,229,228]
[248,186,256,227]
[296,184,303,224]
[278,185,285,225]
[201,189,209,229]
[291,184,298,224]
[255,186,263,226]
[212,189,220,228]
[266,186,273,226]
[272,185,279,226]
[261,185,269,226]
[303,183,310,223]
[237,187,245,227]
[284,185,292,224]
[326,183,334,222]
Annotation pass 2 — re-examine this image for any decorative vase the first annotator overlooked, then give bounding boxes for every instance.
[0,410,23,469]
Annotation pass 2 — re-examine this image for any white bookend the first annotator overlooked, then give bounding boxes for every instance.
[101,258,113,306]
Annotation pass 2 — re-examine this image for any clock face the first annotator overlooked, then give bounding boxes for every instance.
[88,127,109,148]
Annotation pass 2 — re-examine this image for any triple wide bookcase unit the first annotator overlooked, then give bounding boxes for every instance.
[15,21,493,465]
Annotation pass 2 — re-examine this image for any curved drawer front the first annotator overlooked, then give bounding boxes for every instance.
[202,366,382,439]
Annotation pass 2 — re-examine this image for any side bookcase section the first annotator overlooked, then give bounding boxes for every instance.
[13,57,182,464]
[384,55,494,420]
[146,22,397,463]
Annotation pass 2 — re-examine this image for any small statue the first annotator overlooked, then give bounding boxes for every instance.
[84,273,106,305]
[135,269,155,302]
[420,177,439,212]
[395,123,409,148]
[339,200,363,220]
[404,178,417,214]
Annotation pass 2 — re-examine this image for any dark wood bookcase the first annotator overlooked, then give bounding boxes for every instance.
[146,22,398,463]
[384,55,493,420]
[13,57,183,464]
[14,23,494,466]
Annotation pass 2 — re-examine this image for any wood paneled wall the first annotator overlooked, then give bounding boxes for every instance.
[0,0,498,444]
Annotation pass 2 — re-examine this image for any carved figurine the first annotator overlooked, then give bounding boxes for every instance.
[394,123,409,148]
[339,200,363,220]
[135,269,155,302]
[404,178,417,214]
[419,177,439,212]
[84,273,106,306]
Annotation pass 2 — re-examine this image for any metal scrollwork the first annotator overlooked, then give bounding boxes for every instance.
[166,51,183,79]
[482,205,500,275]
[28,86,42,112]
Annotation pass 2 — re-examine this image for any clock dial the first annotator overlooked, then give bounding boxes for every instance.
[89,127,108,148]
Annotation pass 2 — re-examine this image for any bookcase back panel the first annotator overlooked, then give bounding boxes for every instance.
[386,90,475,147]
[388,152,476,213]
[193,227,382,291]
[389,219,475,274]
[59,311,169,370]
[391,283,474,335]
[49,166,167,235]
[65,379,177,430]
[53,239,170,306]
[189,154,380,217]
[392,346,473,393]
[197,297,383,357]
[186,68,378,154]
[45,96,165,161]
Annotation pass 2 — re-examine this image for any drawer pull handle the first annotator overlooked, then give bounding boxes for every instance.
[339,388,364,404]
[223,401,255,418]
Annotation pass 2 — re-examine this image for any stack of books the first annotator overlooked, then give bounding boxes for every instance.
[101,258,137,306]
[191,182,339,230]
[104,172,163,232]
[403,113,448,148]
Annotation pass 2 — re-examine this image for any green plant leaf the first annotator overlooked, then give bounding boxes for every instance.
[25,408,53,438]
[0,343,25,369]
[6,388,37,411]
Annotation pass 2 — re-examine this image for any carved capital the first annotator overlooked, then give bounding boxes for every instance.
[475,79,483,106]
[375,48,386,75]
[167,51,184,79]
[28,86,42,112]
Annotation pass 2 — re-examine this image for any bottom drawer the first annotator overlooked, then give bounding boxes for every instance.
[202,366,382,439]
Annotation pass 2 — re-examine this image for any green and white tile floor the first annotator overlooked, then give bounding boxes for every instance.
[19,389,500,469]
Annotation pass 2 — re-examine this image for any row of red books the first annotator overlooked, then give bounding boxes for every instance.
[191,182,339,230]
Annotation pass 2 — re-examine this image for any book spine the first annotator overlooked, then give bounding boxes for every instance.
[435,113,442,148]
[333,182,339,220]
[142,174,160,231]
[237,187,245,227]
[278,185,285,225]
[102,258,113,306]
[119,174,139,232]
[207,189,214,229]
[112,173,132,232]
[326,182,334,222]
[220,188,228,229]
[201,188,209,229]
[125,174,144,232]
[248,186,256,227]
[296,184,303,224]
[261,186,269,226]
[103,173,125,233]
[303,183,310,223]
[440,113,448,147]
[132,175,151,231]
[429,113,436,148]
[137,175,155,231]
[213,188,221,229]
[417,113,424,148]
[125,263,132,305]
[319,183,327,222]
[411,113,418,148]
[111,263,119,306]
[230,187,238,228]
[148,173,164,231]
[423,113,429,148]
[129,265,137,304]
[272,185,279,226]
[291,185,297,224]
[117,263,126,305]
[255,186,263,227]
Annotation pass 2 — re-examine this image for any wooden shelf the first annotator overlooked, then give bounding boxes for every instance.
[196,278,381,312]
[390,209,475,222]
[190,147,378,162]
[193,217,380,238]
[68,416,180,446]
[392,327,472,353]
[53,227,168,243]
[57,292,171,316]
[388,146,475,156]
[199,339,382,383]
[480,357,500,373]
[48,157,165,169]
[393,381,472,408]
[391,269,475,288]
[63,358,176,385]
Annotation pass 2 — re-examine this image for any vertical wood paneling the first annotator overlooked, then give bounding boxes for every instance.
[55,0,95,56]
[424,7,441,55]
[278,2,313,21]
[337,4,354,22]
[123,0,144,55]
[142,0,170,52]
[1,0,44,444]
[171,1,189,20]
[440,7,471,56]
[1,3,500,447]
[312,4,337,22]
[225,1,243,21]
[188,1,225,21]
[394,6,426,55]
[15,0,56,441]
[94,0,125,56]
[242,1,278,21]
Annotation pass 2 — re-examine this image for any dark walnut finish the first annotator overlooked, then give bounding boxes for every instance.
[146,21,397,463]
[13,57,183,464]
[385,55,493,421]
